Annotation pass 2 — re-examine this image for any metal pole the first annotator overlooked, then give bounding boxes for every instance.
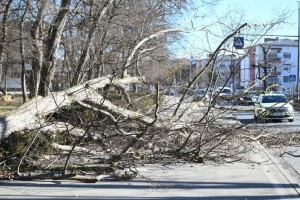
[297,1,300,99]
[189,62,192,83]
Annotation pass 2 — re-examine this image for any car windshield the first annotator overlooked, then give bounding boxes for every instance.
[261,95,287,103]
[222,89,231,93]
[195,90,205,94]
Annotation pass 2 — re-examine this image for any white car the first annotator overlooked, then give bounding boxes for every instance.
[213,87,233,100]
[193,88,210,102]
[254,93,294,122]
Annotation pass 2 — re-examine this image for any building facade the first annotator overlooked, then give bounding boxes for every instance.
[240,38,298,95]
[0,64,31,94]
[195,53,241,92]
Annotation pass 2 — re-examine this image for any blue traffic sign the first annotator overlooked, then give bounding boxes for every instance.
[233,37,244,49]
[290,75,296,81]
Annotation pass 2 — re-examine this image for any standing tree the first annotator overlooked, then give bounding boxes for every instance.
[39,0,71,97]
[29,0,48,98]
[0,0,13,94]
[19,0,29,102]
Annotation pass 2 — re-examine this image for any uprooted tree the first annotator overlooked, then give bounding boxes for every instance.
[0,26,263,180]
[0,0,291,181]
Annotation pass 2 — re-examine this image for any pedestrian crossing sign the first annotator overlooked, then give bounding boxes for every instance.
[233,37,244,49]
[290,75,296,81]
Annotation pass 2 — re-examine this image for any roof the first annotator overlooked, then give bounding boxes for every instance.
[261,39,298,47]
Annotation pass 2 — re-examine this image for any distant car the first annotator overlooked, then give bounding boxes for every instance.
[237,92,260,105]
[254,93,294,122]
[213,87,233,100]
[251,93,259,103]
[193,88,210,102]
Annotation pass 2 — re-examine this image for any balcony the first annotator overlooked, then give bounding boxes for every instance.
[267,57,281,63]
[270,71,281,76]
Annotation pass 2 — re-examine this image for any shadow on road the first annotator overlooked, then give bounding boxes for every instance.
[0,180,299,199]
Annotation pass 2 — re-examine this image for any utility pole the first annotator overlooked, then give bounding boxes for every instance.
[297,1,300,99]
[189,56,193,84]
[189,62,192,83]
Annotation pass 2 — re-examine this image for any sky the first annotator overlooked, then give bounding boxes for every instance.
[218,0,298,36]
[173,0,299,58]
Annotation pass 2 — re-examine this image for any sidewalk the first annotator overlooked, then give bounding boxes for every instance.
[0,143,300,199]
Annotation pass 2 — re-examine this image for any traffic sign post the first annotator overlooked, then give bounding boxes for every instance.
[233,37,244,49]
[290,75,296,81]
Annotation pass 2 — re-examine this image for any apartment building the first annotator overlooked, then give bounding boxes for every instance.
[195,53,241,91]
[240,38,298,95]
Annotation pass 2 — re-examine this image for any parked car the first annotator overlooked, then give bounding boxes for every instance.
[213,87,233,101]
[193,88,210,102]
[254,93,294,122]
[236,92,260,105]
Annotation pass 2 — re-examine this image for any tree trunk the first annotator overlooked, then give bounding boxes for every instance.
[263,47,268,91]
[39,0,71,97]
[0,0,12,88]
[19,0,29,103]
[30,0,48,98]
[0,76,148,141]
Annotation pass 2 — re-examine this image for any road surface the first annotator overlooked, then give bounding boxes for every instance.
[233,108,300,132]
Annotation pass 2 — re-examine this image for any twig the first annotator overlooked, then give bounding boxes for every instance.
[280,151,300,157]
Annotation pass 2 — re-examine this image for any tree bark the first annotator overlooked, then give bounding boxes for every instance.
[0,76,148,141]
[39,0,71,97]
[262,46,269,91]
[19,0,29,103]
[0,0,12,88]
[30,0,48,98]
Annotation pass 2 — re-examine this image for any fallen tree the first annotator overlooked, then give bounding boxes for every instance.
[0,75,152,141]
[0,22,256,181]
[0,74,248,181]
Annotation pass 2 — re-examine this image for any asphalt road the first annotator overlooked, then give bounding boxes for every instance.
[233,107,300,132]
[233,105,300,187]
[1,156,300,199]
[1,97,300,199]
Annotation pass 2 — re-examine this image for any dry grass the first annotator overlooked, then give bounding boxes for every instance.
[0,95,23,116]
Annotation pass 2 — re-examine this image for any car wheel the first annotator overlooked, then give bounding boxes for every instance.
[288,119,294,122]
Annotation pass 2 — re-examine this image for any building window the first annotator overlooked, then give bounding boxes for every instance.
[283,76,290,82]
[283,52,291,59]
[267,66,277,73]
[267,52,277,58]
[268,76,279,84]
[283,64,291,71]
[10,70,20,78]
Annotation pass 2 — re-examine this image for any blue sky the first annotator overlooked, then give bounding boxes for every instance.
[173,0,299,58]
[217,0,298,36]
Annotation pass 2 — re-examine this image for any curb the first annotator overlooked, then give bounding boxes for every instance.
[253,141,300,196]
